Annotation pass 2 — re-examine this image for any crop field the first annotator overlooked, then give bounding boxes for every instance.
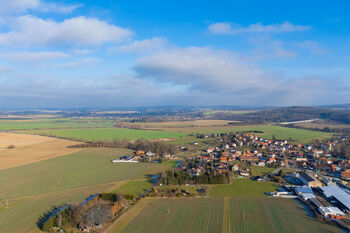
[158,125,331,144]
[0,132,82,170]
[209,179,278,197]
[121,120,234,128]
[119,123,332,143]
[225,198,341,233]
[119,198,224,233]
[0,148,175,233]
[20,128,184,142]
[0,118,114,130]
[116,197,340,233]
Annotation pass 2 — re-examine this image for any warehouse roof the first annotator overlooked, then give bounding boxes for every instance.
[320,185,350,210]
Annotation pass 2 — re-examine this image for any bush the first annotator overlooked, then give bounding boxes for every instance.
[7,145,15,149]
[42,217,55,232]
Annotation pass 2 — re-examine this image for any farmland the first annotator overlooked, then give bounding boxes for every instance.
[8,119,333,144]
[0,148,175,233]
[0,132,82,170]
[0,118,114,130]
[20,128,184,142]
[121,120,234,128]
[225,198,341,233]
[119,198,224,233]
[129,123,333,144]
[116,197,340,233]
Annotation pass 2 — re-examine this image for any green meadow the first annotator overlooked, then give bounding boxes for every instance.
[20,128,184,142]
[209,178,277,197]
[0,148,174,233]
[0,118,114,130]
[190,125,333,143]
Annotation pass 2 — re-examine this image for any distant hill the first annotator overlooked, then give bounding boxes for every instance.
[208,106,350,124]
[318,103,350,110]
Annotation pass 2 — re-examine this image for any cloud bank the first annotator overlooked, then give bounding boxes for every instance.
[0,16,133,47]
[208,21,310,35]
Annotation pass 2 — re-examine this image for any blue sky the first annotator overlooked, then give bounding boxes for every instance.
[0,0,349,108]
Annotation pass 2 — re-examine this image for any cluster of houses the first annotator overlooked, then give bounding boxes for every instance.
[191,133,350,180]
[112,150,177,163]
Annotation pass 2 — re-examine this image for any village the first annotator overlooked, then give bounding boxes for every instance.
[177,132,350,230]
[40,132,350,232]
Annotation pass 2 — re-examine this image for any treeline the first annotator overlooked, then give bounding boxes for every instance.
[69,138,178,155]
[289,124,350,134]
[38,193,125,232]
[333,138,350,159]
[160,170,232,185]
[312,137,350,159]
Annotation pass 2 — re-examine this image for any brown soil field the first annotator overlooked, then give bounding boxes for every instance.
[0,133,82,170]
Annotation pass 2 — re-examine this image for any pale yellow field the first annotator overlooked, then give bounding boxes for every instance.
[0,133,82,170]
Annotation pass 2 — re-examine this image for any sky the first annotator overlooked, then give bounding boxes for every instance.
[0,0,349,109]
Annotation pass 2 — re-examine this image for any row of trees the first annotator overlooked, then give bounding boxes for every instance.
[70,138,178,155]
[160,170,232,185]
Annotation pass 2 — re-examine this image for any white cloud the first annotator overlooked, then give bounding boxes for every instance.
[135,47,268,91]
[37,2,82,14]
[0,15,134,47]
[208,21,310,35]
[52,57,101,68]
[300,40,327,55]
[110,37,168,54]
[0,51,68,62]
[0,73,186,108]
[0,66,11,73]
[250,41,298,60]
[71,49,92,55]
[0,0,80,15]
[134,47,342,105]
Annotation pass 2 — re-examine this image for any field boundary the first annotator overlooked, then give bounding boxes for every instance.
[105,198,153,233]
[223,197,230,233]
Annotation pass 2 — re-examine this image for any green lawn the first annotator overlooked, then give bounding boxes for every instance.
[21,128,184,142]
[0,148,174,233]
[250,166,276,176]
[113,180,153,196]
[0,118,114,130]
[209,178,277,197]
